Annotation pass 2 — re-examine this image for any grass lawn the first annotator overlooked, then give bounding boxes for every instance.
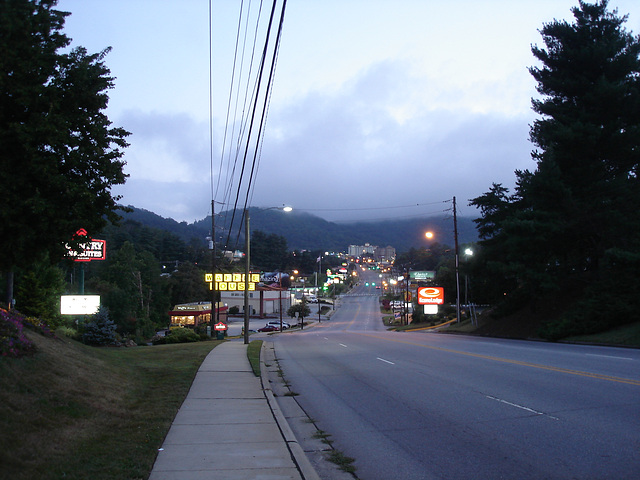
[0,331,221,480]
[247,340,263,376]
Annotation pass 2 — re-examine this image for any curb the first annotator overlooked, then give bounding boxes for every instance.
[260,342,322,480]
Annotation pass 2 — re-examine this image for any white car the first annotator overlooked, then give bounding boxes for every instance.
[267,321,290,330]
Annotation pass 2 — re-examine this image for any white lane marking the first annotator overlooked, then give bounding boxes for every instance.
[339,343,348,348]
[586,353,633,361]
[485,395,559,420]
[377,357,395,365]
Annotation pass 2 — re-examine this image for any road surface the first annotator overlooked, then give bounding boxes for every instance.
[271,271,640,479]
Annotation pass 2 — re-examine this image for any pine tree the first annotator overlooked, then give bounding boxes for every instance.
[527,0,640,274]
[471,1,640,331]
[82,306,118,346]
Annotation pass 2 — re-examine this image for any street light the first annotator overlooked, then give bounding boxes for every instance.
[243,205,292,344]
[464,248,474,324]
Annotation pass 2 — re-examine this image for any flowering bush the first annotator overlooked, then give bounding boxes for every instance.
[21,315,54,338]
[0,308,37,358]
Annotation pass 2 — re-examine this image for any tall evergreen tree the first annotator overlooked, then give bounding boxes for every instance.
[526,0,640,273]
[0,0,129,306]
[471,1,640,330]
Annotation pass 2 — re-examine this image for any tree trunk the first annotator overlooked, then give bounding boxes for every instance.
[5,270,14,309]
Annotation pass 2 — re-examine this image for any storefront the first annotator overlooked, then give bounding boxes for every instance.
[168,302,228,327]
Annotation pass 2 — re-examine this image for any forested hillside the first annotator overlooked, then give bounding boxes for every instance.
[122,206,478,252]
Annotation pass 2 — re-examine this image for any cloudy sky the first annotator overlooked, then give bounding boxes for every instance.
[58,0,640,223]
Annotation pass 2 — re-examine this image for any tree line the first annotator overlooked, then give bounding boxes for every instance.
[469,1,640,338]
[5,217,335,340]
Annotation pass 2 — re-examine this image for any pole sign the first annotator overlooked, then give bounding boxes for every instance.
[205,272,260,291]
[65,229,106,262]
[417,287,445,305]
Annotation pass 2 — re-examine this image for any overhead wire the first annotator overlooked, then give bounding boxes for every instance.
[210,0,287,252]
[215,0,246,205]
[244,0,287,209]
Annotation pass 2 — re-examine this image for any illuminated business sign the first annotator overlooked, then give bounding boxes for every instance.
[205,273,261,291]
[65,229,106,262]
[417,287,444,305]
[60,295,101,315]
[410,271,435,281]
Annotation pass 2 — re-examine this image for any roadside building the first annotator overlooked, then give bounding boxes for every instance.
[221,286,291,318]
[168,302,228,327]
[374,245,396,263]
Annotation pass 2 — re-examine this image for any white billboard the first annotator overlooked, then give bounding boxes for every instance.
[61,295,100,315]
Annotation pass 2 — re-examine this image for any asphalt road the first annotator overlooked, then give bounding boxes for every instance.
[271,271,640,479]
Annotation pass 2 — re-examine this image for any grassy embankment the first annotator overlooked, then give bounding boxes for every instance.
[0,331,222,480]
[381,306,640,347]
[443,318,640,347]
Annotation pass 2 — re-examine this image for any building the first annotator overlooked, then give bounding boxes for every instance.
[348,243,395,262]
[168,302,228,327]
[348,243,376,257]
[374,245,396,263]
[222,286,292,318]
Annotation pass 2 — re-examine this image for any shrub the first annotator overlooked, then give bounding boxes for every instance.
[157,328,200,344]
[228,306,240,315]
[56,326,80,339]
[82,306,118,346]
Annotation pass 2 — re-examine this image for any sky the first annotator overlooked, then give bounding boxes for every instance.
[57,0,640,223]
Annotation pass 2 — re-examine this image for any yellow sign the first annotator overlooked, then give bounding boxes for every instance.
[205,273,260,291]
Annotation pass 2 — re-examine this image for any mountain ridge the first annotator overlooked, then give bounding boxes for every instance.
[118,206,479,252]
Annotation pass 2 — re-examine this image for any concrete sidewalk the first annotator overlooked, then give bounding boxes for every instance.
[149,339,318,480]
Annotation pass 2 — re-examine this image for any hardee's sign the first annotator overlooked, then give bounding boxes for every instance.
[417,287,444,305]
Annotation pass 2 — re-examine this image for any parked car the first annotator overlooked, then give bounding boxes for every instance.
[257,325,279,332]
[267,321,290,330]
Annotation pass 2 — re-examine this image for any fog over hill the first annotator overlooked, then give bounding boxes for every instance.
[119,206,478,253]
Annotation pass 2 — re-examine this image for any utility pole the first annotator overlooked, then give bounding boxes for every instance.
[317,254,322,323]
[244,210,250,345]
[453,196,461,323]
[211,200,217,331]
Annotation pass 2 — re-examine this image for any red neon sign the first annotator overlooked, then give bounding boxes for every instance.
[65,229,106,262]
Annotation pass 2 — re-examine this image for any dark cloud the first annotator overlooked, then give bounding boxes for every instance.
[253,62,534,222]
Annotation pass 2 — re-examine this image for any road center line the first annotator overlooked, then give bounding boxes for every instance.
[354,332,640,386]
[339,343,348,348]
[485,395,559,420]
[377,357,395,365]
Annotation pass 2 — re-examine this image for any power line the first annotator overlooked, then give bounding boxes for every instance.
[209,0,288,253]
[297,200,451,213]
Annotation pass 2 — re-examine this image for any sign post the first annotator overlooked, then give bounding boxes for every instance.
[214,321,228,340]
[64,229,106,294]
